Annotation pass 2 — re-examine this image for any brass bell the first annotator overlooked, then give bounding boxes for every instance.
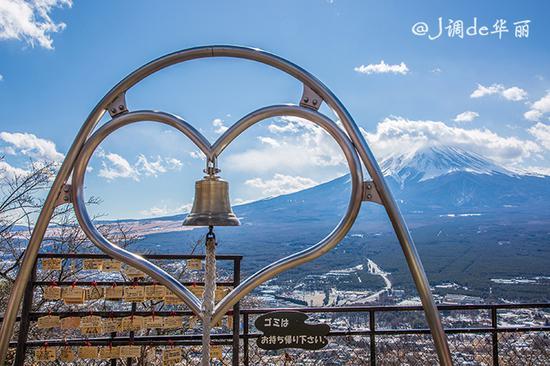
[183,172,240,226]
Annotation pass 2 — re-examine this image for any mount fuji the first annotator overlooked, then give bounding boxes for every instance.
[141,144,549,227]
[380,146,514,187]
[132,143,550,257]
[228,145,549,226]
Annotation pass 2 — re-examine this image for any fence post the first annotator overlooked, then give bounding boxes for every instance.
[369,310,376,366]
[110,329,117,366]
[491,306,499,366]
[243,313,249,366]
[14,257,36,366]
[232,258,241,366]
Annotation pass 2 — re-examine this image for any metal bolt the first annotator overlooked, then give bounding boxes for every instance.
[111,108,117,113]
[63,195,69,202]
[303,97,309,103]
[63,186,70,192]
[366,194,372,200]
[313,99,318,105]
[119,105,125,111]
[366,184,372,189]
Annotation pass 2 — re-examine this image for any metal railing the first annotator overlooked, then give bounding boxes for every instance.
[240,303,550,365]
[7,252,242,365]
[3,251,548,365]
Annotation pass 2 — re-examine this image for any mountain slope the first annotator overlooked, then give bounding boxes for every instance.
[133,145,550,227]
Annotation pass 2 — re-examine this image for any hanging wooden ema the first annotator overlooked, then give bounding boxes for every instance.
[255,311,330,351]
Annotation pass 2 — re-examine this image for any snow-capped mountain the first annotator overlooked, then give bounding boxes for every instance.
[230,144,549,222]
[379,146,514,187]
[135,144,549,229]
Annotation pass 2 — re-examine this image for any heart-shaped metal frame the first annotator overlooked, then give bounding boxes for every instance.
[0,46,453,365]
[70,105,363,322]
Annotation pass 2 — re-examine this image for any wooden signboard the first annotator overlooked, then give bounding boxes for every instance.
[255,311,329,351]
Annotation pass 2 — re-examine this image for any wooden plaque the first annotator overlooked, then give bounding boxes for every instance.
[62,287,85,305]
[60,347,75,362]
[105,286,124,300]
[83,258,103,270]
[186,259,202,270]
[43,286,62,300]
[42,258,62,271]
[79,346,99,359]
[35,347,56,361]
[120,345,141,358]
[123,286,145,302]
[102,259,121,272]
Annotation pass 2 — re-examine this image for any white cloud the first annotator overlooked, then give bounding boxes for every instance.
[0,74,3,81]
[470,84,502,98]
[232,197,252,205]
[188,150,205,160]
[354,60,409,75]
[528,122,550,149]
[245,174,318,196]
[98,152,139,181]
[431,68,442,74]
[226,116,345,173]
[524,109,543,122]
[212,118,228,134]
[137,155,168,177]
[0,131,64,161]
[0,160,27,179]
[257,136,280,147]
[524,166,550,176]
[165,157,183,170]
[139,202,192,217]
[453,111,479,123]
[363,116,541,166]
[470,83,527,101]
[0,0,72,49]
[98,153,182,181]
[267,119,301,134]
[524,92,550,121]
[501,86,528,102]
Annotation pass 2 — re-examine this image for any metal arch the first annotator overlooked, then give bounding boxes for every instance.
[0,45,452,366]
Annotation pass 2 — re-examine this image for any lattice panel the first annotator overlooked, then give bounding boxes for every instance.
[498,332,549,366]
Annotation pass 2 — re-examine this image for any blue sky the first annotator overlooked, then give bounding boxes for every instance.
[0,0,549,219]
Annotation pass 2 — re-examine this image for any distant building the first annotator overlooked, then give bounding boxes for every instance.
[443,294,483,304]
